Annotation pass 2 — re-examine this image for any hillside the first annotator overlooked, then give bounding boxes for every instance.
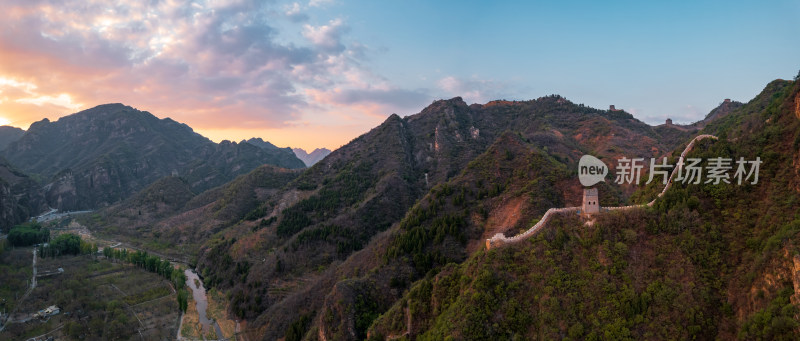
[703,98,745,122]
[88,165,302,258]
[1,104,304,210]
[186,95,696,339]
[367,79,800,339]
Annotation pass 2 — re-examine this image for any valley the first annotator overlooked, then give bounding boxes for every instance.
[0,246,180,340]
[0,215,243,341]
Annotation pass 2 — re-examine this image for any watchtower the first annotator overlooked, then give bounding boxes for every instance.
[582,188,599,215]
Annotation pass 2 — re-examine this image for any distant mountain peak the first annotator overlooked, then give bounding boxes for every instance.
[1,105,305,210]
[292,147,331,167]
[703,98,744,122]
[243,137,307,169]
[243,137,279,150]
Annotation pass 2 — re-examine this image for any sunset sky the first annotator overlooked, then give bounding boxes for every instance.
[1,0,798,151]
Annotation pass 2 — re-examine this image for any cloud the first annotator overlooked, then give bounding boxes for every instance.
[303,19,348,53]
[0,0,425,144]
[0,76,82,112]
[437,76,516,104]
[308,0,334,7]
[16,94,82,110]
[285,2,309,22]
[327,88,431,110]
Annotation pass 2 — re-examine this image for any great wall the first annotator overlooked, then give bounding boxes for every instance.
[486,134,719,250]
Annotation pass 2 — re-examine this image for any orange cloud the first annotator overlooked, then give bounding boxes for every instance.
[0,0,432,150]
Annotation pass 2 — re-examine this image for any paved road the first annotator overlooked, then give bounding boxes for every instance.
[33,209,93,223]
[31,249,37,291]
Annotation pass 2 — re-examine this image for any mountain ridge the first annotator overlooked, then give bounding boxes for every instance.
[366,78,800,340]
[243,138,307,169]
[1,104,304,211]
[63,81,800,340]
[186,92,704,339]
[0,126,25,151]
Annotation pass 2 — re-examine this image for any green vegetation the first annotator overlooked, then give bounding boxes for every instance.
[123,285,171,305]
[244,206,269,221]
[291,224,368,256]
[0,247,32,313]
[738,286,798,340]
[386,133,571,278]
[251,216,277,231]
[285,312,313,341]
[177,288,189,312]
[2,254,179,340]
[7,222,49,246]
[388,210,466,274]
[276,161,376,237]
[40,233,97,257]
[354,293,381,340]
[101,247,188,314]
[102,247,186,289]
[373,209,729,339]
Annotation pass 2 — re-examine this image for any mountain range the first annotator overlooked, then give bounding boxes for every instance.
[179,79,798,340]
[88,89,780,339]
[2,76,798,340]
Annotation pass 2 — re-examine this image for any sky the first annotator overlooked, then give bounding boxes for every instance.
[0,0,798,151]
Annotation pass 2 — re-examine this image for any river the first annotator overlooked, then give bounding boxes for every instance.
[184,269,224,340]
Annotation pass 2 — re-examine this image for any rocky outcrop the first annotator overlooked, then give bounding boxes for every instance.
[794,91,800,119]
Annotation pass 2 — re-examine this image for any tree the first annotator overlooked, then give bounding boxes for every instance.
[177,289,189,313]
[44,233,82,256]
[8,222,49,247]
[172,268,187,288]
[66,321,85,339]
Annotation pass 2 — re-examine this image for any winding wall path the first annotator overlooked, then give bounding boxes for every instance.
[486,134,718,249]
